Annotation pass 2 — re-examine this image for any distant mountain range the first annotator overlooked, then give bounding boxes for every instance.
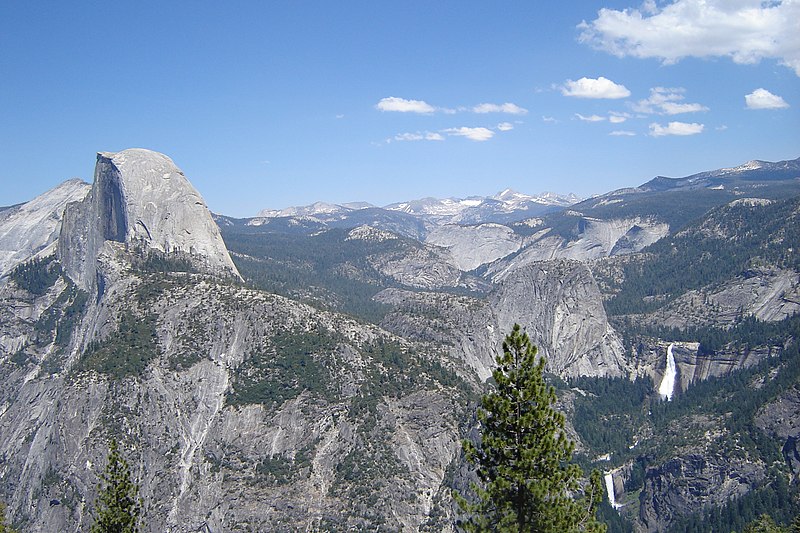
[255,189,582,226]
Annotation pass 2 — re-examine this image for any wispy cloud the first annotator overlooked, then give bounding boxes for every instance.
[444,127,495,141]
[542,116,558,123]
[376,97,436,113]
[745,88,790,109]
[632,87,708,115]
[649,121,704,137]
[575,113,606,122]
[610,130,636,136]
[497,122,515,131]
[609,112,630,123]
[561,76,631,99]
[392,131,444,142]
[473,102,528,115]
[579,0,800,76]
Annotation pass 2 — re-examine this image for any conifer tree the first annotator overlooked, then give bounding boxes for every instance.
[456,324,605,532]
[92,439,142,533]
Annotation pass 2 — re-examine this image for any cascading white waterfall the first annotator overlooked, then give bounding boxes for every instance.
[658,343,677,401]
[604,471,622,509]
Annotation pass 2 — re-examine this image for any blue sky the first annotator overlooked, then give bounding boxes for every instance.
[1,1,798,217]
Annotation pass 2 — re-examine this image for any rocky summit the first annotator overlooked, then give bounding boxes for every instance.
[1,151,799,532]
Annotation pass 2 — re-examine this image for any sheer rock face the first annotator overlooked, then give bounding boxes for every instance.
[0,179,90,276]
[58,149,239,290]
[489,260,628,378]
[639,453,765,533]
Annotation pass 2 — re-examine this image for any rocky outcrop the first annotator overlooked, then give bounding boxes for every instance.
[489,261,628,378]
[378,259,628,381]
[58,149,239,291]
[639,453,765,532]
[0,179,90,276]
[755,388,800,477]
[485,217,669,282]
[631,341,776,396]
[424,223,522,272]
[640,267,800,329]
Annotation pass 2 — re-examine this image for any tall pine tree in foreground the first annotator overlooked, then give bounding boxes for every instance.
[92,439,142,533]
[456,324,605,532]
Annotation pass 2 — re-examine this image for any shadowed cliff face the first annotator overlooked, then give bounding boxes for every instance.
[58,149,239,292]
[95,157,126,243]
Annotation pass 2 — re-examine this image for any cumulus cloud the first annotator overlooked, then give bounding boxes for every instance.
[610,130,636,136]
[376,97,436,113]
[497,122,515,131]
[745,88,790,109]
[576,113,606,122]
[444,127,495,141]
[632,87,708,115]
[649,121,705,136]
[473,102,528,115]
[579,0,800,76]
[561,76,631,99]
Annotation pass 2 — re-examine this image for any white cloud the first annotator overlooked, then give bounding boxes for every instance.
[745,88,790,109]
[542,116,558,123]
[610,130,637,136]
[473,102,529,115]
[660,102,709,115]
[649,121,705,136]
[393,131,444,142]
[561,76,631,99]
[609,112,629,123]
[444,127,495,141]
[376,97,436,113]
[632,87,708,115]
[576,113,606,122]
[579,0,800,76]
[497,122,515,131]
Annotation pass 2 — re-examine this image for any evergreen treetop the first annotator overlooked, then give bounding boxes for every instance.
[91,439,142,533]
[456,323,605,532]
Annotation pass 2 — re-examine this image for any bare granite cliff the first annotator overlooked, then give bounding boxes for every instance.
[58,149,239,290]
[0,179,90,277]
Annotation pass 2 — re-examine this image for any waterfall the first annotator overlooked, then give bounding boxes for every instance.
[604,472,621,509]
[658,343,677,401]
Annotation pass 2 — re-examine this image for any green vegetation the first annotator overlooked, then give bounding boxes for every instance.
[91,440,142,533]
[226,326,341,407]
[9,255,62,295]
[78,312,160,379]
[456,324,605,532]
[602,195,800,316]
[571,376,653,459]
[221,227,403,322]
[129,245,195,274]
